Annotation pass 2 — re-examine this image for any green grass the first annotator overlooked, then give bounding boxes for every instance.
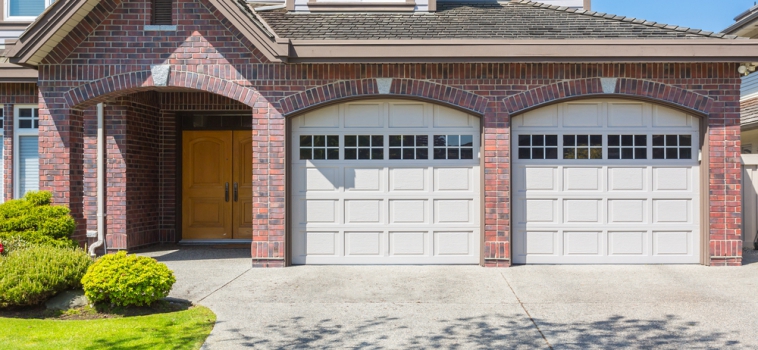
[0,306,215,350]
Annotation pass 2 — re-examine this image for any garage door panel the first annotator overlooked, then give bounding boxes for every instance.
[525,231,558,255]
[653,167,691,191]
[524,167,557,191]
[564,231,602,255]
[608,231,646,255]
[389,103,427,128]
[607,102,646,128]
[523,199,557,223]
[300,105,339,128]
[435,168,472,191]
[433,106,472,128]
[518,105,558,127]
[390,200,428,224]
[305,231,339,256]
[434,231,473,256]
[608,167,646,191]
[652,105,692,128]
[564,199,602,223]
[563,102,602,127]
[345,167,383,191]
[303,199,338,224]
[653,200,691,223]
[390,232,428,256]
[389,168,427,191]
[345,200,383,224]
[609,200,646,223]
[514,99,700,264]
[302,167,339,192]
[345,103,384,128]
[434,200,473,223]
[345,232,383,256]
[653,231,692,255]
[564,167,602,191]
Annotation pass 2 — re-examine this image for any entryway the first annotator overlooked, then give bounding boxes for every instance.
[182,126,253,240]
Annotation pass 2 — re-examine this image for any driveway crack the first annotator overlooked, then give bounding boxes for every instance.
[501,272,554,350]
[196,268,251,304]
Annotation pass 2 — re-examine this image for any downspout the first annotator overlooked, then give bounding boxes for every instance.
[89,103,106,257]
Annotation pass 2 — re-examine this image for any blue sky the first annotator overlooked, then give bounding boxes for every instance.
[592,0,756,33]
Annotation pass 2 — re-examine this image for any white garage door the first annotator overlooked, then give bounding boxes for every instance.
[512,99,701,264]
[291,100,480,265]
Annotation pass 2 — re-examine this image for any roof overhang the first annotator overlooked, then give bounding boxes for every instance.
[7,0,100,67]
[4,0,758,67]
[285,39,758,63]
[0,62,37,82]
[724,6,758,38]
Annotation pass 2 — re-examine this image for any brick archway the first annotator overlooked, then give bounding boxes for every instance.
[279,79,489,116]
[64,70,262,109]
[503,78,714,117]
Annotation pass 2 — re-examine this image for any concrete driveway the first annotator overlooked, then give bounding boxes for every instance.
[139,247,758,349]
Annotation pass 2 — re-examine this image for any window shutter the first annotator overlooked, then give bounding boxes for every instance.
[19,136,39,197]
[152,0,173,25]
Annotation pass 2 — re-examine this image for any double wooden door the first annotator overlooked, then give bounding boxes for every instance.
[182,130,253,240]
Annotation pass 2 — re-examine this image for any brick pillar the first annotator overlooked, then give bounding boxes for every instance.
[251,101,286,267]
[38,94,86,241]
[105,104,127,250]
[483,100,512,267]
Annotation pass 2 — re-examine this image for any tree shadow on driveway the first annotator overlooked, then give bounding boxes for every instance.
[210,313,740,349]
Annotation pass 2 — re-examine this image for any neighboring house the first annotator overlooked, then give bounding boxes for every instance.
[723,4,758,152]
[0,0,754,267]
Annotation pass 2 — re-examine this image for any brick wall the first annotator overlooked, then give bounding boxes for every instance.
[0,83,38,202]
[27,0,742,266]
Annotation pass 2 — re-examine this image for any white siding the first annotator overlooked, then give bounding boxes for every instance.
[743,73,758,100]
[18,136,39,197]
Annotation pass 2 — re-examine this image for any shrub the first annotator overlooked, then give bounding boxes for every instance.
[82,252,176,307]
[0,236,31,256]
[0,191,77,248]
[0,245,92,308]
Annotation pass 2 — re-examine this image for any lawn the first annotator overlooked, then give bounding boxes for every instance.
[0,306,215,350]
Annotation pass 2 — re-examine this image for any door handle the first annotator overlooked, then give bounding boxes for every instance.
[225,182,230,202]
[234,182,239,202]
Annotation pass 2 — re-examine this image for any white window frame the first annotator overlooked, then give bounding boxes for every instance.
[13,105,40,198]
[4,0,55,22]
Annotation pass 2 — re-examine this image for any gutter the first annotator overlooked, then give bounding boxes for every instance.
[89,103,107,257]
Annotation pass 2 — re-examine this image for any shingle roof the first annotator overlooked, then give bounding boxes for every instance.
[254,1,742,40]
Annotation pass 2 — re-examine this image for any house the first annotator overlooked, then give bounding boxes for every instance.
[722,4,758,251]
[0,0,754,267]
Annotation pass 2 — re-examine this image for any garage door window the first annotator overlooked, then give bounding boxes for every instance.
[652,134,692,159]
[345,135,384,160]
[563,134,602,160]
[518,134,558,160]
[389,135,428,160]
[300,135,339,160]
[434,135,474,160]
[608,135,647,159]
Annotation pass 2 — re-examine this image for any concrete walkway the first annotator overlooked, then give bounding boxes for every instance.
[139,247,758,349]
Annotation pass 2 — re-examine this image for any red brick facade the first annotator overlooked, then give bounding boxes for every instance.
[1,0,742,266]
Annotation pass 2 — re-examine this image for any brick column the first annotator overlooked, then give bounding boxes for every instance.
[38,91,85,240]
[251,102,286,267]
[483,100,512,267]
[3,104,13,202]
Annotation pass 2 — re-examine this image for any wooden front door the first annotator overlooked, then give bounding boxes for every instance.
[182,130,252,240]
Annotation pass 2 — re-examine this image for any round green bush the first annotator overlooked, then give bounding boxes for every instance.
[0,191,77,248]
[0,245,92,308]
[82,251,176,307]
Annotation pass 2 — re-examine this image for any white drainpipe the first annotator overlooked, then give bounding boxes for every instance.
[89,103,107,257]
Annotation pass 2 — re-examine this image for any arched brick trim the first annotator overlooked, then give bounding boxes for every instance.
[503,78,714,116]
[64,70,261,108]
[280,79,488,116]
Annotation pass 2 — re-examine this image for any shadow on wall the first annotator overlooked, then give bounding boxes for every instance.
[214,313,740,349]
